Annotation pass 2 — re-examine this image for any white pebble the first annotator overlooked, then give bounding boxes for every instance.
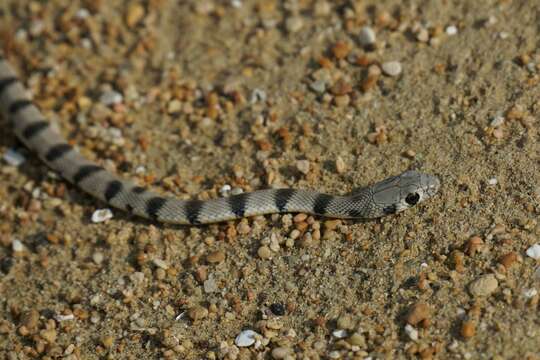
[230,0,242,8]
[487,177,498,186]
[499,31,509,40]
[92,252,104,265]
[523,288,538,298]
[381,61,402,77]
[55,313,75,322]
[235,329,259,347]
[204,278,218,293]
[404,324,418,341]
[332,329,348,338]
[91,208,113,223]
[490,114,505,127]
[526,244,540,260]
[358,26,376,46]
[445,25,458,36]
[296,160,310,175]
[3,148,26,166]
[75,8,90,19]
[99,90,123,106]
[12,239,25,253]
[219,184,232,196]
[152,258,169,270]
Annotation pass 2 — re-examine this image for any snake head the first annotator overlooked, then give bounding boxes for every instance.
[370,170,440,216]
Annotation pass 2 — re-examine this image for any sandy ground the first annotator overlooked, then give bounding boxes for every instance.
[0,0,539,359]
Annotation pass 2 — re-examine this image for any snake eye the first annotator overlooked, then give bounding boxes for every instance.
[405,193,420,206]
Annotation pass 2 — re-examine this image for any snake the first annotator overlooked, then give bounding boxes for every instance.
[0,54,440,225]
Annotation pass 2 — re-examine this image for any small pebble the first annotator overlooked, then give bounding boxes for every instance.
[499,252,518,268]
[152,258,169,270]
[406,303,430,326]
[490,114,505,127]
[258,246,272,259]
[469,274,498,297]
[332,329,348,338]
[204,278,218,293]
[335,156,346,174]
[167,99,182,114]
[461,320,476,338]
[101,335,114,348]
[404,324,418,341]
[12,239,25,253]
[487,177,498,186]
[334,94,350,107]
[187,306,208,321]
[99,90,123,106]
[523,288,537,298]
[416,28,429,42]
[271,347,292,359]
[40,328,57,343]
[3,148,26,166]
[92,252,104,265]
[91,209,113,223]
[235,329,259,347]
[207,250,226,263]
[126,3,145,28]
[446,25,458,36]
[296,160,310,175]
[285,17,303,33]
[381,61,402,77]
[526,244,540,260]
[358,26,376,46]
[310,80,326,94]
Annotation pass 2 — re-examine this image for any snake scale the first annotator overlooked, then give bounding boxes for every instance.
[0,54,440,224]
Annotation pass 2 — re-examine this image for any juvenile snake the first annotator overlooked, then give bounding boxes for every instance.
[0,55,440,224]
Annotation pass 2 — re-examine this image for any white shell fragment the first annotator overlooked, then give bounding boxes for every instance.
[3,148,26,166]
[526,244,540,260]
[91,208,113,223]
[235,329,259,347]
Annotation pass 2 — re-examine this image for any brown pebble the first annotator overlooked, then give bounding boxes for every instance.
[461,320,476,338]
[332,41,351,59]
[406,303,431,326]
[195,266,208,282]
[469,274,498,297]
[293,213,308,223]
[101,335,115,348]
[464,236,484,256]
[125,3,145,28]
[330,79,353,96]
[21,309,40,331]
[499,252,518,269]
[206,250,225,264]
[333,94,350,107]
[187,306,208,321]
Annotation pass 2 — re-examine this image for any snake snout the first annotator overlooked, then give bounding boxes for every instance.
[425,174,441,197]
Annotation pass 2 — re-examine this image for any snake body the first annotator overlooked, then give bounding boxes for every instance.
[0,55,440,224]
